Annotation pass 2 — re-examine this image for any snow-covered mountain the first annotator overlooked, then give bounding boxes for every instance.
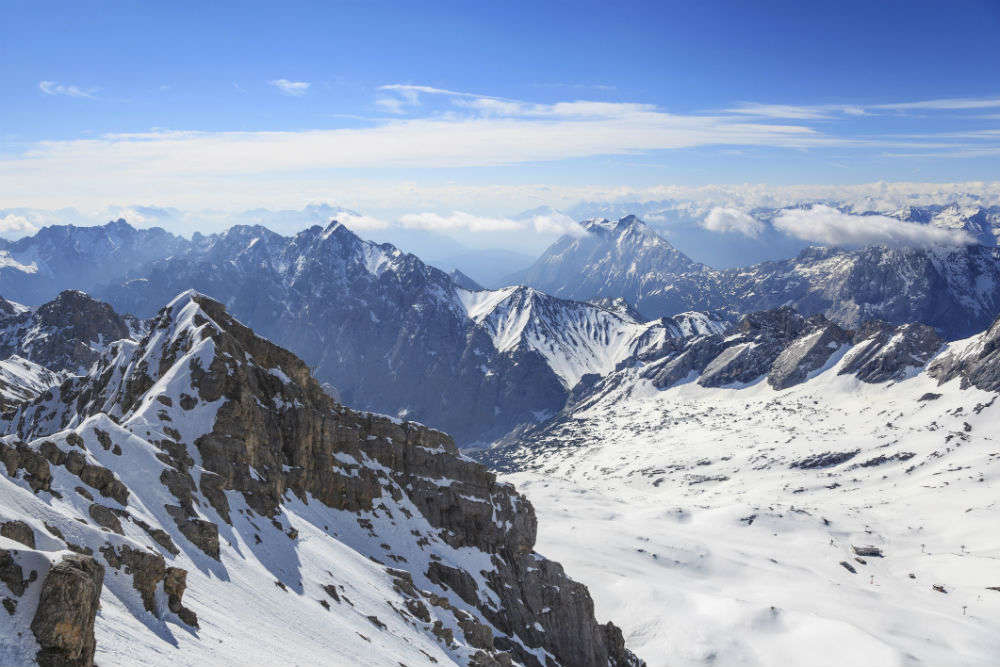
[506,216,705,306]
[560,201,1000,267]
[0,219,188,306]
[0,356,63,413]
[513,215,1000,339]
[96,222,719,445]
[0,290,643,667]
[458,286,724,390]
[0,290,138,375]
[485,306,1000,665]
[7,213,1000,443]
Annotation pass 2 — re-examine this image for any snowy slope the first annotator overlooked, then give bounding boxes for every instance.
[0,356,63,408]
[493,320,1000,666]
[458,286,725,389]
[0,291,642,667]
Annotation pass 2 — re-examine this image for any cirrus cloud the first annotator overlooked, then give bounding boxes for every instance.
[38,81,98,98]
[268,79,310,96]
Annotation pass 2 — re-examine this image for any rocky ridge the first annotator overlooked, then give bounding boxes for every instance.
[483,305,957,469]
[0,290,136,375]
[0,291,643,666]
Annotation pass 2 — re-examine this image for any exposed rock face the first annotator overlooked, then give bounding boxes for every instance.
[644,309,936,394]
[488,306,961,469]
[698,308,808,388]
[768,318,851,390]
[928,314,1000,390]
[1,520,36,548]
[642,335,723,389]
[449,269,484,291]
[0,291,643,667]
[31,554,104,667]
[0,290,133,375]
[839,322,943,383]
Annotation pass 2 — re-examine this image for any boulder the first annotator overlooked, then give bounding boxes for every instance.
[31,554,104,667]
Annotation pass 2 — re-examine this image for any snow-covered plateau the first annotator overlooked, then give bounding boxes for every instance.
[499,334,1000,666]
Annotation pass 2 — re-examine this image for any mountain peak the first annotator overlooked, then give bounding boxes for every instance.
[105,217,135,232]
[582,214,646,235]
[449,268,483,291]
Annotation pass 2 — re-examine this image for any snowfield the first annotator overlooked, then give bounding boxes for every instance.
[501,349,1000,666]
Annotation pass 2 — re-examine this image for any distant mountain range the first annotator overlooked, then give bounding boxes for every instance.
[509,213,1000,339]
[2,208,1000,443]
[562,201,1000,266]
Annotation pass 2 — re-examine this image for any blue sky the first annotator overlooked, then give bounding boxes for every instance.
[2,0,1000,234]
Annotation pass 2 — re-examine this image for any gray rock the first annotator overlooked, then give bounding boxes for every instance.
[31,554,104,667]
[0,520,35,548]
[699,307,807,387]
[928,314,1000,390]
[768,318,850,390]
[840,321,942,383]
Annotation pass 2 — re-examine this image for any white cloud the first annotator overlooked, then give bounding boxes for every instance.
[0,214,40,239]
[529,212,587,236]
[725,103,837,120]
[398,211,524,233]
[38,81,97,98]
[875,97,1000,111]
[725,103,869,119]
[0,111,827,199]
[702,207,765,237]
[726,96,1000,118]
[334,212,389,230]
[268,79,310,96]
[378,84,477,98]
[773,205,974,247]
[5,81,1000,211]
[375,84,470,113]
[394,211,584,235]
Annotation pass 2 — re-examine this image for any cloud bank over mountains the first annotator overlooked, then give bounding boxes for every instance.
[698,203,977,248]
[9,79,1000,210]
[772,205,975,247]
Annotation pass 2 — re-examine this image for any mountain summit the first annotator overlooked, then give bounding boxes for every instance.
[507,215,703,309]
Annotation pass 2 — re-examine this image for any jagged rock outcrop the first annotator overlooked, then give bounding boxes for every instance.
[644,335,726,389]
[31,554,104,667]
[928,314,1000,390]
[698,307,807,387]
[839,321,943,383]
[0,291,643,666]
[768,317,851,390]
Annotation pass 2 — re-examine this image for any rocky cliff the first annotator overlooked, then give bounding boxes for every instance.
[0,291,643,666]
